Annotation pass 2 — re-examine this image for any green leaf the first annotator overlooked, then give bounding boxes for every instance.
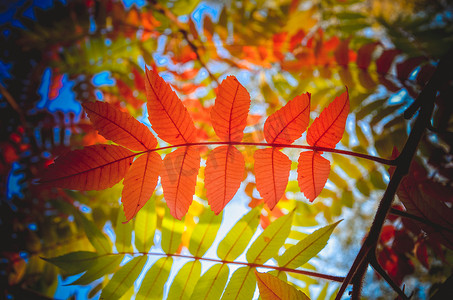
[217,207,261,261]
[100,256,147,300]
[134,198,156,253]
[255,271,310,300]
[167,260,201,299]
[190,264,229,300]
[161,206,185,254]
[136,257,173,300]
[171,0,201,16]
[71,254,124,285]
[115,207,132,253]
[189,210,223,257]
[76,212,111,255]
[278,221,340,269]
[42,251,98,276]
[246,211,294,264]
[221,267,256,300]
[370,170,387,189]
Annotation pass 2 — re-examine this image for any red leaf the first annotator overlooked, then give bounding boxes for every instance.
[83,101,157,151]
[254,148,291,210]
[211,76,251,142]
[356,42,379,69]
[306,89,349,148]
[161,146,200,219]
[415,241,429,269]
[39,144,133,190]
[205,146,245,214]
[376,49,401,74]
[297,151,330,201]
[334,38,351,67]
[396,56,426,80]
[145,66,197,144]
[264,93,310,144]
[122,152,162,222]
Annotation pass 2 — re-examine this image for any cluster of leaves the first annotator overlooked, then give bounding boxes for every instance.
[40,67,349,221]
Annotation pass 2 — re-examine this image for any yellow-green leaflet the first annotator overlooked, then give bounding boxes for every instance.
[189,210,223,257]
[255,271,310,300]
[42,251,99,276]
[167,260,201,299]
[246,211,294,264]
[221,267,256,300]
[161,206,184,254]
[278,221,340,269]
[134,198,156,253]
[217,206,261,261]
[71,254,124,285]
[190,264,229,300]
[100,256,147,299]
[76,211,111,255]
[136,257,173,300]
[115,206,132,253]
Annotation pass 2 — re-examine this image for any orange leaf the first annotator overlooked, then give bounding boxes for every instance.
[254,148,291,210]
[205,146,245,214]
[83,101,157,151]
[39,144,133,190]
[145,66,197,144]
[211,76,251,142]
[264,93,310,144]
[122,152,162,222]
[297,151,330,202]
[306,89,349,148]
[161,146,200,219]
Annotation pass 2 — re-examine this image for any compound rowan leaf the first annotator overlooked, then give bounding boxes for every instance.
[254,148,291,210]
[297,151,330,202]
[145,66,197,144]
[264,93,310,144]
[161,146,200,219]
[205,145,245,214]
[255,271,310,300]
[83,101,157,151]
[122,152,162,222]
[211,76,251,142]
[306,89,349,148]
[39,144,133,191]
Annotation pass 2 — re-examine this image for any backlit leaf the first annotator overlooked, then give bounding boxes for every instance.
[221,267,256,300]
[136,257,173,300]
[134,197,156,253]
[145,66,197,144]
[83,101,157,151]
[278,221,340,269]
[254,148,291,209]
[255,271,310,300]
[205,146,245,214]
[115,207,132,253]
[161,146,200,219]
[39,144,133,191]
[297,151,330,202]
[211,76,251,142]
[263,93,310,144]
[217,207,261,261]
[100,256,147,300]
[189,210,223,257]
[76,212,111,255]
[306,89,349,148]
[71,254,124,285]
[43,251,99,276]
[167,260,201,299]
[190,264,229,300]
[122,152,162,222]
[161,206,185,254]
[246,211,294,264]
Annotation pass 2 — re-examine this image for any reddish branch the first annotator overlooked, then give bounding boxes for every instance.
[335,48,453,299]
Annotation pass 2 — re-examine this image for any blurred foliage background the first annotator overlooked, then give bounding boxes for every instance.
[1,0,453,299]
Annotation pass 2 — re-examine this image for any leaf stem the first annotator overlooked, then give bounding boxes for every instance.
[115,251,345,282]
[138,141,395,165]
